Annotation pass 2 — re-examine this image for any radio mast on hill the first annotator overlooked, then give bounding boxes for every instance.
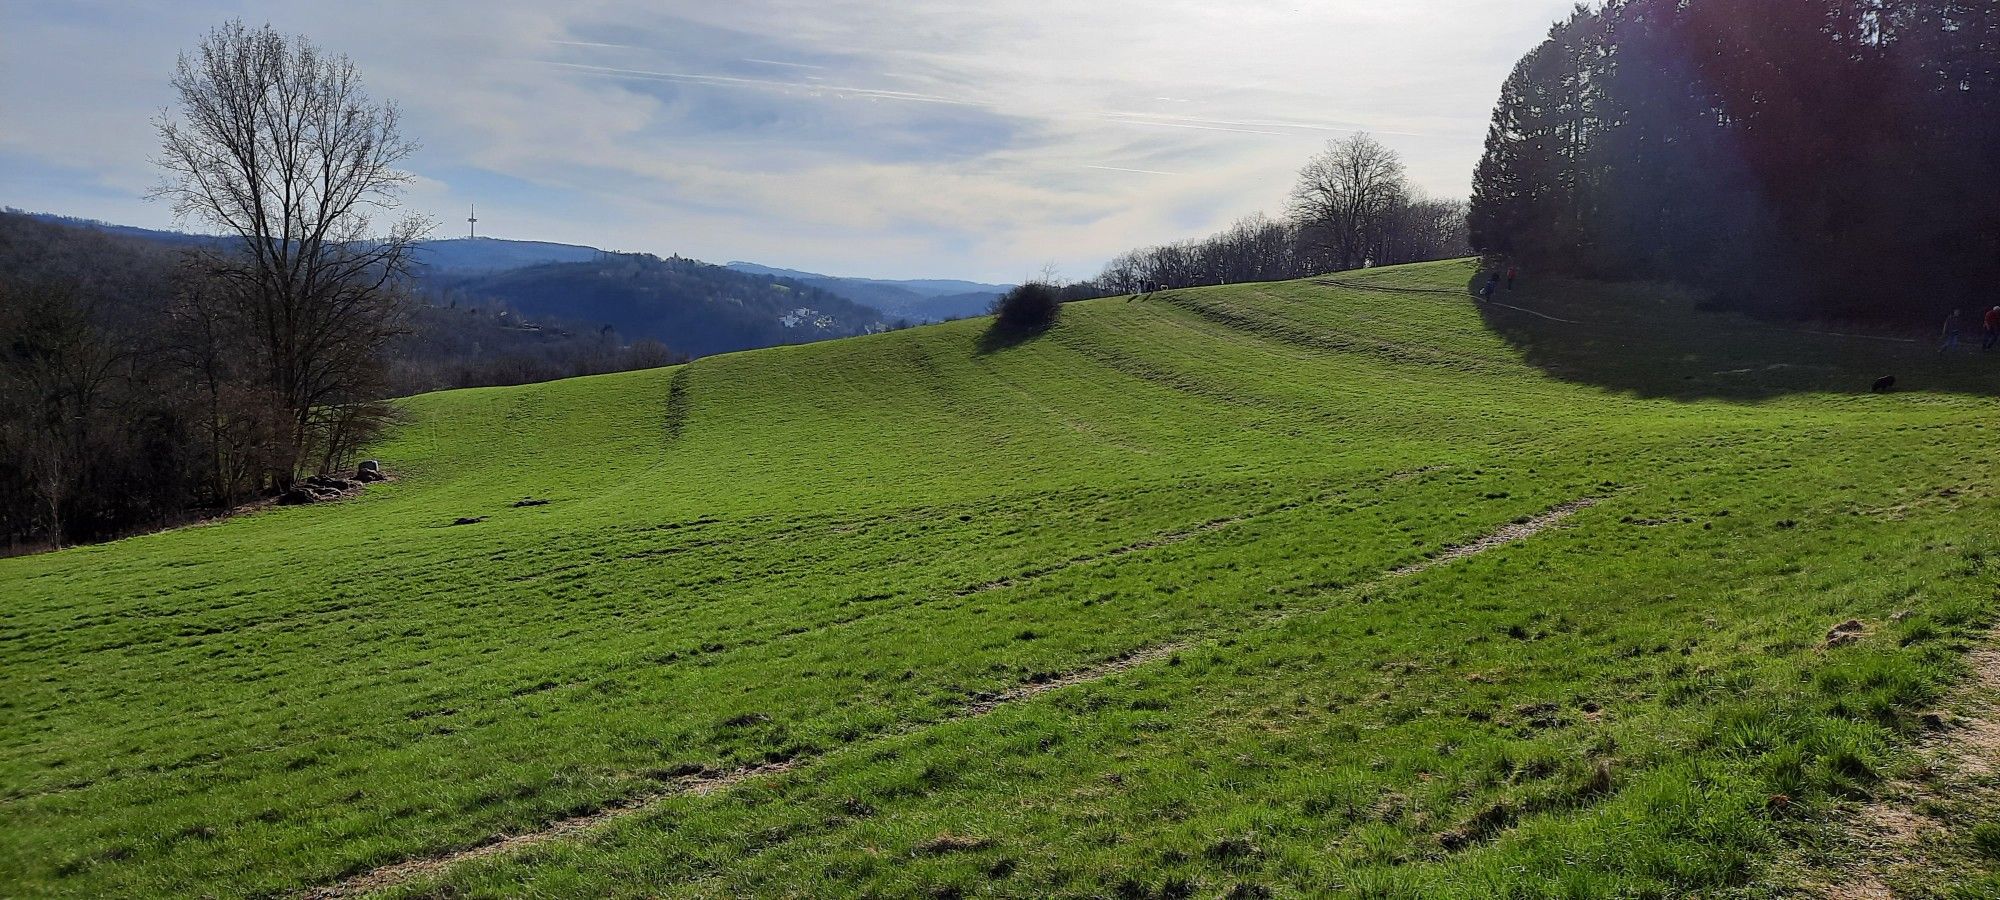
[467,205,478,239]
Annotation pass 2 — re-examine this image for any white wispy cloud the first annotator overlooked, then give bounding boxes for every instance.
[0,0,1582,281]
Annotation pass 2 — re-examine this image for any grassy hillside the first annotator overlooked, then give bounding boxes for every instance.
[4,260,1998,898]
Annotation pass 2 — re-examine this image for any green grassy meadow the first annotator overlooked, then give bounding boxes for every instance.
[4,260,1999,897]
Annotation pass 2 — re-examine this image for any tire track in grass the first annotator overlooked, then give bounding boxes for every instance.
[296,645,1187,900]
[1315,277,1920,344]
[943,464,1453,601]
[1314,276,1591,325]
[297,495,1598,899]
[662,368,692,442]
[101,478,1418,792]
[1388,498,1600,577]
[1310,277,1467,297]
[951,515,1247,596]
[296,757,808,900]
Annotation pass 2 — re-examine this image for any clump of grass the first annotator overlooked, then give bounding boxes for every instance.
[1971,822,2000,860]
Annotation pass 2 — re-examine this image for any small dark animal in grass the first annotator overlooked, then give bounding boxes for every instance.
[513,498,551,508]
[1871,375,1897,393]
[451,516,485,526]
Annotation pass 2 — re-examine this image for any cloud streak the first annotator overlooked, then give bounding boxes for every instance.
[0,0,1583,281]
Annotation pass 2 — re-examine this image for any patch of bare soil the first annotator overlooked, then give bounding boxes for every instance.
[1802,632,2000,899]
[1390,498,1599,578]
[297,759,802,900]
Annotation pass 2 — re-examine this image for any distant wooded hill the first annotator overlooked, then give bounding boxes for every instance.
[3,212,925,360]
[0,211,692,399]
[428,255,888,358]
[724,261,1010,324]
[411,237,605,272]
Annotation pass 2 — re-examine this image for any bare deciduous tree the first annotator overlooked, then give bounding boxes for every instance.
[0,282,124,548]
[1096,204,1466,295]
[1379,195,1472,268]
[152,20,428,489]
[1289,133,1410,272]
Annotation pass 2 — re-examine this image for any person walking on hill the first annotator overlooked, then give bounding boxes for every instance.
[1480,272,1500,303]
[1941,309,1964,353]
[1984,306,2000,352]
[1506,264,1519,291]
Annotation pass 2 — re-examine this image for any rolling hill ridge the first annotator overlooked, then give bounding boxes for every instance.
[725,261,1011,323]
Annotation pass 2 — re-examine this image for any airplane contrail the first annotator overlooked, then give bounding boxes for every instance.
[1106,118,1287,136]
[549,39,641,50]
[743,58,828,71]
[547,61,974,106]
[1082,165,1184,177]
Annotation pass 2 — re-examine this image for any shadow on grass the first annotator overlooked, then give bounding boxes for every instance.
[976,320,1056,356]
[1463,273,2000,401]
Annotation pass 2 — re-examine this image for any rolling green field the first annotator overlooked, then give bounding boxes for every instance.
[4,260,1999,898]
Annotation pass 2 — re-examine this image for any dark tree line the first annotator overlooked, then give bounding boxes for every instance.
[2,220,213,549]
[1097,135,1470,293]
[1,22,682,551]
[0,213,692,551]
[1470,0,2000,323]
[388,305,685,394]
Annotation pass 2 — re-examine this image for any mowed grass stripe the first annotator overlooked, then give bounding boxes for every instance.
[305,495,1602,899]
[398,490,1997,899]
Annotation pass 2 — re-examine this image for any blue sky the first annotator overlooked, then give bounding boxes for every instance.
[0,0,1577,281]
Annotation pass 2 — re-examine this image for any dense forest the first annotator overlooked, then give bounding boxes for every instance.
[1470,0,2000,323]
[430,254,887,358]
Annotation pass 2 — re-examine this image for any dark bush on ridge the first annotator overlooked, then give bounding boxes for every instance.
[992,282,1062,332]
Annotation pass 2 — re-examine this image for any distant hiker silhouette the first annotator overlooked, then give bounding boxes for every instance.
[1941,309,1963,352]
[1480,272,1500,302]
[1984,306,2000,352]
[1506,265,1518,291]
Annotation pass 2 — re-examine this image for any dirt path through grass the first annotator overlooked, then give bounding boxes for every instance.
[1815,628,2000,899]
[1390,498,1598,577]
[298,498,1598,899]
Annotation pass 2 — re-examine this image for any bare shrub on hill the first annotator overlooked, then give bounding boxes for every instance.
[153,20,427,492]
